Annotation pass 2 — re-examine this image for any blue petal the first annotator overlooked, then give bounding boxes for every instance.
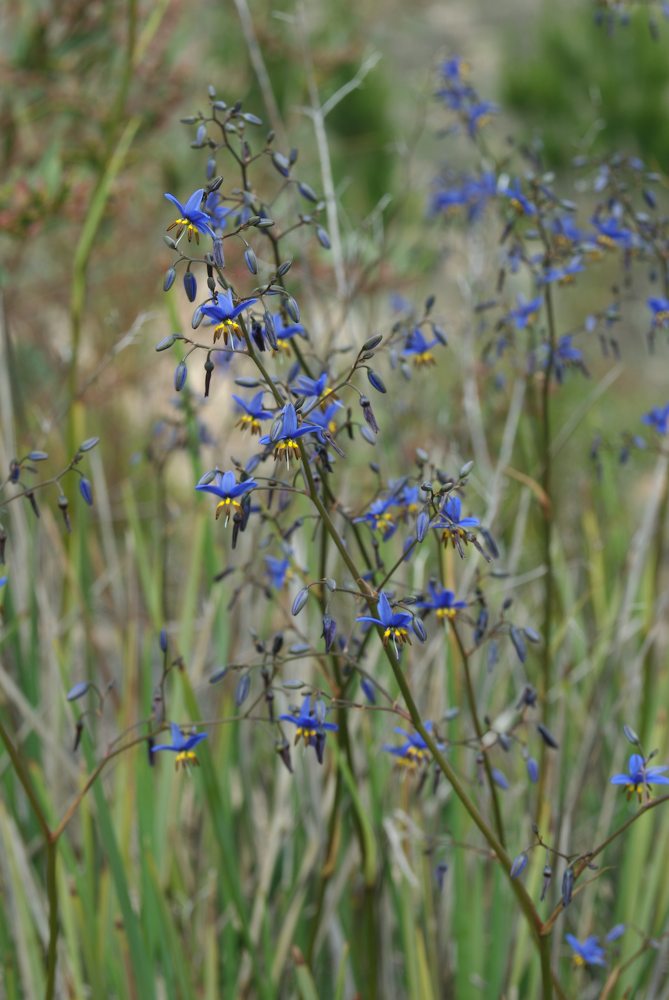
[184,189,205,215]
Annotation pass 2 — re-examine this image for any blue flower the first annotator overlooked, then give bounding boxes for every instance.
[354,496,397,539]
[232,391,273,435]
[195,470,257,522]
[642,403,669,434]
[417,581,466,620]
[591,216,634,250]
[552,215,584,248]
[293,371,341,412]
[565,934,606,968]
[648,297,669,327]
[432,496,480,551]
[164,189,215,242]
[152,723,208,770]
[200,290,258,346]
[540,258,584,286]
[204,191,233,234]
[265,556,290,589]
[402,328,441,367]
[305,401,342,438]
[357,591,413,651]
[269,313,305,352]
[258,403,322,465]
[507,295,542,330]
[610,753,669,802]
[466,100,498,136]
[503,179,536,217]
[279,694,338,763]
[383,721,445,770]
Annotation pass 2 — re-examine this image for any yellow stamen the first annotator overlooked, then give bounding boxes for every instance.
[215,498,242,524]
[436,607,457,620]
[413,352,436,367]
[175,751,199,770]
[236,415,262,435]
[213,320,242,345]
[382,626,411,646]
[166,218,201,244]
[274,439,301,465]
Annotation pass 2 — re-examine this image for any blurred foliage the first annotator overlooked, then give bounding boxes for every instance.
[500,7,669,167]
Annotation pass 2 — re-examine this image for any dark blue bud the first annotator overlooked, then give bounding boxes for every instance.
[360,425,376,445]
[367,369,387,393]
[206,158,216,180]
[416,511,429,542]
[527,757,539,783]
[163,267,177,292]
[235,673,251,706]
[174,362,188,392]
[195,124,206,145]
[28,451,48,462]
[322,614,337,652]
[66,681,90,702]
[537,723,559,749]
[213,238,225,269]
[435,863,448,891]
[79,477,93,506]
[271,152,291,177]
[298,181,319,203]
[276,260,292,277]
[242,112,263,125]
[291,588,309,616]
[79,437,99,453]
[159,628,168,653]
[487,641,499,671]
[510,853,529,879]
[183,270,197,302]
[561,867,574,908]
[510,626,527,663]
[623,724,640,745]
[360,677,376,704]
[316,226,331,249]
[244,248,258,274]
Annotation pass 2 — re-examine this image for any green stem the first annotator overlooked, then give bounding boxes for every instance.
[450,621,506,847]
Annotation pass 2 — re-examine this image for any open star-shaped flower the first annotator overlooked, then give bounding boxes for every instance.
[200,290,258,346]
[279,694,338,763]
[610,753,669,802]
[565,934,606,968]
[164,189,215,242]
[357,591,413,652]
[195,470,257,522]
[151,723,208,770]
[259,403,322,465]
